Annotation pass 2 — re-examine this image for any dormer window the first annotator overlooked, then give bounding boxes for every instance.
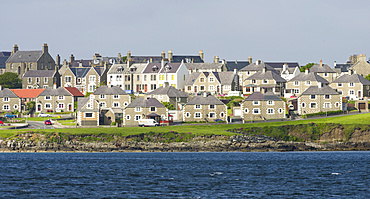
[263,79,268,84]
[324,73,328,77]
[252,79,256,84]
[294,81,299,86]
[338,83,342,87]
[349,82,354,87]
[152,65,158,72]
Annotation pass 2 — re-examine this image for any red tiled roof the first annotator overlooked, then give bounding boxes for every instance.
[64,87,84,97]
[10,89,45,98]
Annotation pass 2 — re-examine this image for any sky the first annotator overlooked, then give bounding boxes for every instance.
[1,0,370,66]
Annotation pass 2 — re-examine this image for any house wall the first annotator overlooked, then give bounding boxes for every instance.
[0,97,21,113]
[97,94,131,109]
[123,107,167,126]
[316,72,337,83]
[330,82,368,100]
[183,104,227,122]
[240,100,286,121]
[188,73,221,94]
[86,68,100,93]
[61,68,77,88]
[285,80,321,98]
[22,75,60,89]
[77,96,99,126]
[351,61,370,76]
[298,94,342,115]
[36,95,74,113]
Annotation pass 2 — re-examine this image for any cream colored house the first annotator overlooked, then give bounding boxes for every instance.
[36,87,74,113]
[309,60,337,82]
[244,67,286,96]
[330,73,370,100]
[183,95,227,123]
[184,71,238,94]
[348,54,370,76]
[0,86,21,113]
[77,94,100,126]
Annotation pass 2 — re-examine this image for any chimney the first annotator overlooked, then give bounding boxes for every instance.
[79,62,83,67]
[56,54,60,67]
[283,63,288,71]
[12,44,19,55]
[349,69,353,75]
[248,56,252,64]
[318,83,322,88]
[161,58,168,67]
[214,56,219,63]
[256,60,261,65]
[168,50,173,62]
[305,68,309,74]
[203,92,208,97]
[262,66,266,73]
[70,54,75,63]
[42,43,48,53]
[199,50,204,61]
[161,51,165,59]
[164,82,169,88]
[334,61,337,67]
[359,54,366,62]
[118,53,122,59]
[53,83,57,89]
[234,68,237,74]
[222,59,226,65]
[127,51,131,60]
[319,59,322,67]
[150,57,153,63]
[63,59,68,66]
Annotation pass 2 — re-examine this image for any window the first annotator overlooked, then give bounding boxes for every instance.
[14,104,18,109]
[209,77,214,82]
[58,103,64,109]
[126,115,131,120]
[324,95,330,99]
[187,86,191,91]
[100,94,106,99]
[113,95,119,99]
[302,102,306,108]
[338,83,342,87]
[184,75,186,81]
[89,75,96,82]
[310,102,317,108]
[253,101,259,105]
[349,82,354,87]
[28,78,31,84]
[58,96,64,100]
[244,108,249,113]
[267,100,274,105]
[209,85,214,91]
[305,81,311,85]
[278,108,283,113]
[186,112,190,118]
[150,107,156,112]
[294,89,300,94]
[209,112,215,118]
[349,90,355,95]
[267,108,274,114]
[44,78,48,83]
[65,76,72,83]
[85,113,93,118]
[151,75,156,81]
[200,86,205,91]
[252,79,256,84]
[195,105,201,109]
[171,75,174,80]
[323,102,331,108]
[338,90,343,95]
[36,77,40,83]
[113,102,119,107]
[200,78,205,82]
[124,102,128,106]
[195,112,201,118]
[137,75,140,81]
[45,103,51,109]
[263,79,268,84]
[335,102,340,108]
[88,85,96,92]
[209,105,215,109]
[100,102,106,107]
[43,85,48,88]
[253,108,260,114]
[294,81,299,86]
[3,97,9,102]
[220,112,224,117]
[45,96,51,100]
[310,95,316,99]
[151,84,157,90]
[135,115,142,121]
[144,75,147,81]
[3,105,9,110]
[324,73,328,77]
[135,107,141,112]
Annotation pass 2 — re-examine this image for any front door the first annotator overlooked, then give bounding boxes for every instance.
[194,86,197,93]
[37,104,41,112]
[68,104,72,111]
[144,84,147,92]
[358,90,361,98]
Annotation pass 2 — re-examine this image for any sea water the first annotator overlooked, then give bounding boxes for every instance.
[0,152,368,198]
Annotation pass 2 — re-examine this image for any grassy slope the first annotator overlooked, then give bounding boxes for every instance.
[1,113,370,138]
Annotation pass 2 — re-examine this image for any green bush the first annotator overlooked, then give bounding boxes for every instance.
[303,110,343,118]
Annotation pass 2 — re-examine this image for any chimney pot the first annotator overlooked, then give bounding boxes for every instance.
[305,68,309,74]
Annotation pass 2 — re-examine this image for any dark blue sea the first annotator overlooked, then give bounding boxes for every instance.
[0,152,368,198]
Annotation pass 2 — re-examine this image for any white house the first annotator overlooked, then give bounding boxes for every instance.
[158,62,189,90]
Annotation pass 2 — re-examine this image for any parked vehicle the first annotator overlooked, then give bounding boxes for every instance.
[138,119,159,127]
[4,113,17,118]
[45,120,52,125]
[38,113,51,117]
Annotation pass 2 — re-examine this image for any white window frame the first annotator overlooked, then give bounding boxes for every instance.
[349,82,354,87]
[209,77,214,82]
[58,103,65,109]
[267,100,274,105]
[301,102,306,108]
[252,108,260,114]
[324,95,330,99]
[310,102,317,109]
[263,79,268,84]
[3,105,10,110]
[85,112,93,118]
[305,81,311,85]
[335,102,340,108]
[338,83,342,87]
[45,103,52,109]
[126,115,131,120]
[267,108,274,114]
[324,73,328,77]
[294,81,299,86]
[220,112,225,118]
[100,94,106,99]
[65,76,72,83]
[150,107,156,112]
[185,112,190,118]
[349,89,355,95]
[58,96,64,100]
[135,107,142,112]
[44,77,48,83]
[3,97,9,102]
[113,102,119,107]
[253,101,260,105]
[294,89,300,94]
[100,102,106,108]
[45,96,51,100]
[195,105,201,109]
[195,112,201,118]
[134,115,142,121]
[28,77,32,84]
[278,108,283,113]
[209,112,216,118]
[113,95,119,99]
[209,104,215,109]
[244,108,249,113]
[310,95,316,99]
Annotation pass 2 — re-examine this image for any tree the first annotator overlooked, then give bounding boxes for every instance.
[26,101,36,114]
[0,72,22,89]
[300,63,316,72]
[365,74,370,81]
[162,102,176,110]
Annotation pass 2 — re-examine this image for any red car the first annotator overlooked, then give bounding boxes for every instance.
[45,120,52,125]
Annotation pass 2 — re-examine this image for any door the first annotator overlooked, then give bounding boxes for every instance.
[144,84,147,92]
[68,104,72,111]
[358,90,361,98]
[137,85,140,92]
[194,86,197,93]
[37,104,41,112]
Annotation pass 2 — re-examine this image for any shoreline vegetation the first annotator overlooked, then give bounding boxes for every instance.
[0,113,369,152]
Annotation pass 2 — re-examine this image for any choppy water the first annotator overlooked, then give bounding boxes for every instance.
[0,152,368,198]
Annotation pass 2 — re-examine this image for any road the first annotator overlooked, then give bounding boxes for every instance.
[27,121,55,129]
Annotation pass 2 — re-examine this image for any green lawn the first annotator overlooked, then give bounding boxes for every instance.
[1,113,370,138]
[23,117,60,121]
[58,119,77,126]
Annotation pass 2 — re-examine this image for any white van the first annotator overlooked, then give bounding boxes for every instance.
[138,119,160,127]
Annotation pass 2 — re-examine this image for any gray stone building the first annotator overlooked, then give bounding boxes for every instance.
[348,54,370,77]
[36,87,74,113]
[147,83,189,110]
[183,95,227,123]
[22,70,60,89]
[0,86,21,113]
[244,67,286,96]
[330,73,370,100]
[309,60,337,82]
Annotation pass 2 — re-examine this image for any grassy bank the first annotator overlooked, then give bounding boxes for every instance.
[1,113,370,138]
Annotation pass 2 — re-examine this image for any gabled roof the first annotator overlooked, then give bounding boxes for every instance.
[244,92,283,101]
[0,88,19,98]
[331,74,370,85]
[70,59,92,67]
[185,72,201,85]
[224,61,250,71]
[143,63,162,73]
[92,67,105,76]
[128,63,148,74]
[93,85,128,95]
[309,64,336,73]
[126,97,165,108]
[334,63,351,72]
[184,63,223,70]
[0,52,11,57]
[6,51,43,63]
[246,70,286,83]
[239,62,279,74]
[64,87,84,97]
[147,85,188,98]
[69,67,90,78]
[107,63,128,74]
[289,73,329,84]
[172,55,204,63]
[23,70,56,78]
[265,62,300,69]
[186,95,224,105]
[301,86,339,95]
[11,89,45,98]
[38,87,72,96]
[77,97,89,111]
[215,72,236,85]
[159,63,182,73]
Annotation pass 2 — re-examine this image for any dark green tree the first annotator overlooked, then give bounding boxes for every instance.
[162,102,176,110]
[300,63,316,72]
[0,72,22,88]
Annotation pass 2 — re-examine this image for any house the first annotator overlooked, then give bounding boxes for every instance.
[121,63,148,93]
[123,97,168,126]
[183,95,227,123]
[107,63,128,89]
[36,87,74,113]
[238,60,279,89]
[348,54,370,77]
[0,86,21,113]
[64,87,84,107]
[240,92,286,122]
[77,94,100,126]
[285,69,329,98]
[184,62,227,73]
[330,72,370,100]
[266,62,301,81]
[297,85,341,115]
[22,70,61,89]
[333,61,352,75]
[147,83,189,110]
[61,66,105,94]
[141,63,162,93]
[0,52,11,75]
[5,44,55,78]
[309,60,337,82]
[184,71,238,95]
[94,85,131,109]
[158,62,189,89]
[244,67,286,96]
[11,88,45,112]
[125,50,204,64]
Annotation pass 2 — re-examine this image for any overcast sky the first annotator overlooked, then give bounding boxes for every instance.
[1,0,370,66]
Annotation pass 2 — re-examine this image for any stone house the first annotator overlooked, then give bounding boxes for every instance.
[77,94,100,126]
[11,89,45,112]
[61,66,104,95]
[285,69,329,98]
[5,44,55,78]
[297,85,341,115]
[309,60,337,82]
[123,97,168,126]
[183,95,227,123]
[184,71,238,95]
[238,60,279,89]
[240,92,286,122]
[147,83,189,110]
[330,73,370,100]
[348,54,370,76]
[22,70,61,89]
[36,87,74,113]
[244,67,286,96]
[268,63,301,81]
[0,86,21,113]
[184,62,227,73]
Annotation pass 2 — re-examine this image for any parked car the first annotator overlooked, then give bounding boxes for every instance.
[138,119,159,127]
[4,113,17,118]
[44,120,52,125]
[38,113,51,117]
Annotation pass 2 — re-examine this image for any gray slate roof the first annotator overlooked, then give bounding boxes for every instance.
[38,87,72,96]
[93,85,128,95]
[265,62,300,69]
[0,88,18,98]
[6,51,42,63]
[246,71,286,83]
[186,95,224,105]
[301,86,339,95]
[159,63,181,73]
[70,60,92,67]
[185,72,236,86]
[225,61,250,71]
[70,67,90,78]
[239,62,279,74]
[77,97,89,111]
[130,56,162,63]
[185,72,201,85]
[107,64,128,74]
[23,70,56,78]
[0,52,11,69]
[309,64,336,73]
[244,92,282,101]
[93,67,105,76]
[126,97,165,108]
[173,55,204,63]
[147,85,188,98]
[331,74,370,85]
[289,73,329,84]
[184,63,223,70]
[128,63,148,74]
[142,63,162,73]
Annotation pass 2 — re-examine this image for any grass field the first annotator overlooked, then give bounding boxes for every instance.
[1,113,370,138]
[57,119,76,126]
